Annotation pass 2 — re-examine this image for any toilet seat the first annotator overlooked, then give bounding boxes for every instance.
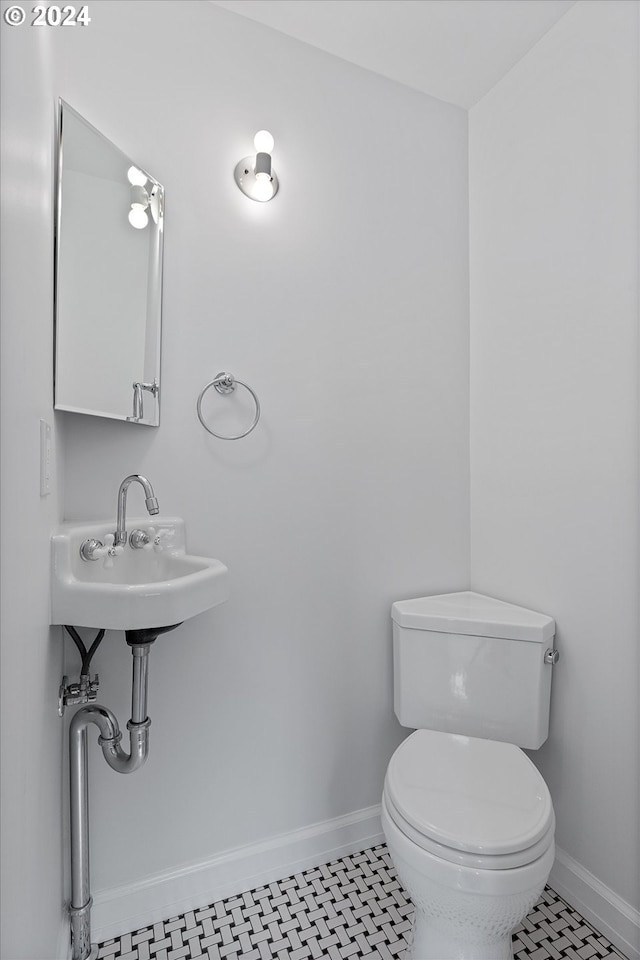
[384,730,554,870]
[383,788,555,870]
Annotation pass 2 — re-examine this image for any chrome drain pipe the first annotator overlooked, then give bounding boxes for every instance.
[69,643,152,960]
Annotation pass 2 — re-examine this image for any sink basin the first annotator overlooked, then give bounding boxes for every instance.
[51,517,229,630]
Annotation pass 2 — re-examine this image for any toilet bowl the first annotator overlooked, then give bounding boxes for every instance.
[382,729,555,960]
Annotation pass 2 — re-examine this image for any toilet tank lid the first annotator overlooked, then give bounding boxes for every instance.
[391,591,555,643]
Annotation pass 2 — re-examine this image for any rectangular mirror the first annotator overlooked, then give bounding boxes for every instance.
[54,100,164,425]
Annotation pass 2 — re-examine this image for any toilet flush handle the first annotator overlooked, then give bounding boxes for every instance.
[544,648,560,665]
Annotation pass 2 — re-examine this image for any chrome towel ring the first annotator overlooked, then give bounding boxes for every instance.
[197,372,261,440]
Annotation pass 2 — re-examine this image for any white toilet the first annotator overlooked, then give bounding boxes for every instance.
[382,591,557,960]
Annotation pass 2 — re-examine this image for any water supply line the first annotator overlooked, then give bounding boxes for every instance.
[68,641,152,960]
[59,626,105,716]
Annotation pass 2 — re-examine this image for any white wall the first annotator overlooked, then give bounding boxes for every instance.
[61,0,469,889]
[1,2,469,955]
[469,0,639,937]
[0,12,67,959]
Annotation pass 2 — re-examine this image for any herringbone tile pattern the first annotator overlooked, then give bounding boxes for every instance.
[97,845,628,959]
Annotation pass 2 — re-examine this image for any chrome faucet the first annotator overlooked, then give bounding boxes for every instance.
[115,475,159,546]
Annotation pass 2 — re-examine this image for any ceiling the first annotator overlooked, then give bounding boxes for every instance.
[209,0,576,109]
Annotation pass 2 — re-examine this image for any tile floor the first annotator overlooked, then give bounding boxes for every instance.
[97,845,628,960]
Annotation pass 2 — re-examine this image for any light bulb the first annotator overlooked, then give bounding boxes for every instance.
[127,166,148,187]
[253,130,274,154]
[128,204,149,229]
[253,178,275,202]
[255,170,270,181]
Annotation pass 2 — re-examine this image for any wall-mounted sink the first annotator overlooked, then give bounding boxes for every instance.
[51,517,229,630]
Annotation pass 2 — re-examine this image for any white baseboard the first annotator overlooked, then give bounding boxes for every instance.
[91,804,384,944]
[91,817,639,959]
[550,846,640,960]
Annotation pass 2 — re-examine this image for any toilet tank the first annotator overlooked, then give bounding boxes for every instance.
[392,591,556,750]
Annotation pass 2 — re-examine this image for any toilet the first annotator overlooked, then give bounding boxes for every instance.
[382,591,557,960]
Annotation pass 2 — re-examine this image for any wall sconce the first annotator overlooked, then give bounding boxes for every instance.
[127,166,162,229]
[234,130,279,202]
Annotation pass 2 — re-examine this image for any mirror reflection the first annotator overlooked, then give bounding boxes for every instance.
[54,100,164,425]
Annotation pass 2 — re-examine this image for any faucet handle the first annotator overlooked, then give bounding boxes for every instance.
[102,534,125,568]
[80,538,106,562]
[129,528,154,551]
